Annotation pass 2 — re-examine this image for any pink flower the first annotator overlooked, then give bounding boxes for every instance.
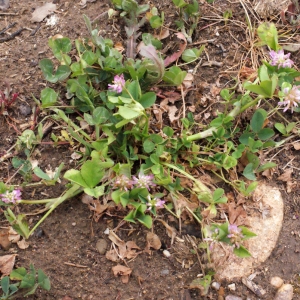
[113,175,133,191]
[227,224,244,249]
[278,85,300,113]
[132,173,156,191]
[269,50,293,68]
[146,196,165,211]
[0,189,21,204]
[108,74,125,93]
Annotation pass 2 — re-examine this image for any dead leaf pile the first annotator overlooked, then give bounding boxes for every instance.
[112,264,132,283]
[277,168,297,193]
[31,3,57,23]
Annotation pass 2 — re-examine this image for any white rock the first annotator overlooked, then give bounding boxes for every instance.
[228,283,236,291]
[270,276,284,289]
[212,183,283,281]
[225,295,242,300]
[211,281,220,290]
[274,283,293,300]
[163,250,171,258]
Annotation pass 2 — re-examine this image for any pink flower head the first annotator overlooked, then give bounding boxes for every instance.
[132,173,156,191]
[227,224,244,249]
[269,50,294,68]
[0,189,21,204]
[278,85,300,113]
[108,74,125,93]
[113,174,133,191]
[146,196,165,211]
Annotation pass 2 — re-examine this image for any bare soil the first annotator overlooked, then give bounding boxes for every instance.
[1,0,300,299]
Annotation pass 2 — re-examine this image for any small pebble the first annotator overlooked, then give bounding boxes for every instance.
[161,269,169,276]
[228,283,236,291]
[163,249,171,258]
[19,104,32,116]
[72,222,76,226]
[96,239,108,255]
[274,283,293,300]
[270,276,284,289]
[212,281,221,290]
[225,296,242,300]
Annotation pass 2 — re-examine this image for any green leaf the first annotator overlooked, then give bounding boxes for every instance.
[182,46,204,63]
[1,276,10,295]
[223,155,237,170]
[84,186,105,198]
[256,22,279,50]
[40,88,58,108]
[257,128,274,140]
[118,106,142,120]
[137,214,152,228]
[33,167,51,180]
[39,59,71,84]
[38,269,51,291]
[48,37,72,61]
[172,0,187,8]
[274,122,286,134]
[139,92,156,108]
[64,169,89,188]
[143,139,155,153]
[10,267,27,281]
[258,64,270,81]
[20,273,35,289]
[163,66,187,86]
[213,188,224,201]
[250,110,265,133]
[245,181,258,195]
[150,16,162,29]
[233,245,252,258]
[92,107,110,125]
[243,163,256,180]
[163,126,174,137]
[127,80,141,101]
[257,162,277,172]
[240,226,257,239]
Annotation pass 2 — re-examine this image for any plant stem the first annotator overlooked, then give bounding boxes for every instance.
[186,101,242,142]
[27,184,83,237]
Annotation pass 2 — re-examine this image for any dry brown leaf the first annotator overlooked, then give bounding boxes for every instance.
[228,203,247,226]
[277,169,293,182]
[153,28,170,40]
[31,3,57,23]
[114,42,125,53]
[157,219,177,245]
[17,239,29,250]
[112,265,132,283]
[8,227,20,243]
[293,142,300,150]
[164,32,187,67]
[0,254,17,275]
[210,84,221,97]
[0,229,11,250]
[106,249,119,262]
[182,73,194,89]
[146,232,161,250]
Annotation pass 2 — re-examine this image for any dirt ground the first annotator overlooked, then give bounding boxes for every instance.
[1,0,300,299]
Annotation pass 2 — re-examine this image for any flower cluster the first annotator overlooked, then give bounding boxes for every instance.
[278,85,300,113]
[227,224,244,249]
[113,172,156,192]
[108,74,125,93]
[0,189,21,204]
[269,50,293,68]
[132,173,156,191]
[113,175,134,191]
[146,195,165,211]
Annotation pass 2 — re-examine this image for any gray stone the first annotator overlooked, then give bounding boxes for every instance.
[96,239,108,255]
[270,276,284,289]
[274,283,293,300]
[225,295,242,300]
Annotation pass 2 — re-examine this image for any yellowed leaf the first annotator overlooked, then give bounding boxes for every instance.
[0,254,17,275]
[146,232,161,250]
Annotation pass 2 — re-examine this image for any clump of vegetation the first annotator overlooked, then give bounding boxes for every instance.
[1,0,299,262]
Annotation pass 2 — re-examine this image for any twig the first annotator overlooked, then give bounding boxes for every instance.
[64,262,89,268]
[0,22,16,35]
[30,24,41,36]
[0,28,25,43]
